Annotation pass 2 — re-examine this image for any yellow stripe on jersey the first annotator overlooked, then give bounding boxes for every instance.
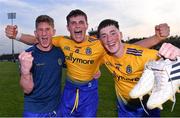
[52,35,106,83]
[103,43,159,101]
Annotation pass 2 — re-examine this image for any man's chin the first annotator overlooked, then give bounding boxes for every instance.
[74,38,84,43]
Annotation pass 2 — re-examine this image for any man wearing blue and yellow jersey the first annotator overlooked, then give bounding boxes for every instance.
[5,9,170,117]
[97,19,175,117]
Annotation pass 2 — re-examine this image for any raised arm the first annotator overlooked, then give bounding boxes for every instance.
[134,23,170,48]
[19,51,34,94]
[5,25,37,45]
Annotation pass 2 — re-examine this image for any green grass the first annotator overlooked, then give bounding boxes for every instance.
[0,62,23,116]
[0,62,179,116]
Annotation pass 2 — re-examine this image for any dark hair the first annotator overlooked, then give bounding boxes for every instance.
[97,19,119,38]
[66,9,88,25]
[35,15,54,28]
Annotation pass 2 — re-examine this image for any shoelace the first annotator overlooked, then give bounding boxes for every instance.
[138,65,153,116]
[139,98,149,115]
[138,59,177,114]
[165,67,176,112]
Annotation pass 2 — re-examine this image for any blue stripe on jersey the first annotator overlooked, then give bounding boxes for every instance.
[126,48,142,56]
[24,45,65,113]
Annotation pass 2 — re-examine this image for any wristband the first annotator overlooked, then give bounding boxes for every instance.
[15,32,22,41]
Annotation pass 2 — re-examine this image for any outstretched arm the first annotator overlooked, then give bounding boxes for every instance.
[5,25,37,45]
[19,51,34,94]
[134,23,170,48]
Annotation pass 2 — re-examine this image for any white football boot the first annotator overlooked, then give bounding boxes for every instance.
[147,58,180,110]
[129,63,155,100]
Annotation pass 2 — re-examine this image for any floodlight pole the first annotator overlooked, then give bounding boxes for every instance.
[7,12,16,62]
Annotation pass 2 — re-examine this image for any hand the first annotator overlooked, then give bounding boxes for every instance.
[155,23,170,41]
[158,43,180,60]
[5,25,18,39]
[18,51,34,75]
[93,70,101,79]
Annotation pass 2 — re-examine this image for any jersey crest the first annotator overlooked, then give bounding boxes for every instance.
[126,65,132,74]
[85,47,92,55]
[58,58,62,65]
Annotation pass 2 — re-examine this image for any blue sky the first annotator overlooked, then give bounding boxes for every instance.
[0,0,180,54]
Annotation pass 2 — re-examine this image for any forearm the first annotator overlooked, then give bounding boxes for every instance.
[19,33,38,45]
[19,73,34,94]
[134,35,163,48]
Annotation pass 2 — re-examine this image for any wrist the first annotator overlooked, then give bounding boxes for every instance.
[152,34,162,43]
[21,71,31,76]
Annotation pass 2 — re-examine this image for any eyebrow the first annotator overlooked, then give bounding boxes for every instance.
[100,33,107,36]
[101,29,116,35]
[110,29,116,33]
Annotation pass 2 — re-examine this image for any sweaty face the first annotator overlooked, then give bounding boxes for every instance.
[99,25,122,54]
[67,15,88,43]
[34,22,55,51]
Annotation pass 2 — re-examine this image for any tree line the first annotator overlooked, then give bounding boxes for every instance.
[127,35,180,50]
[0,35,180,62]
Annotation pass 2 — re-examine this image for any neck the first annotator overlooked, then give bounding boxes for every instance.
[114,42,124,58]
[36,44,52,52]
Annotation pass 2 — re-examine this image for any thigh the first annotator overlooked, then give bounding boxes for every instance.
[117,100,160,117]
[79,88,98,117]
[59,86,99,117]
[146,108,160,117]
[117,99,144,117]
[58,86,77,117]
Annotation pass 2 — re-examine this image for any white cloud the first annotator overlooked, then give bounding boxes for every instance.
[0,0,180,54]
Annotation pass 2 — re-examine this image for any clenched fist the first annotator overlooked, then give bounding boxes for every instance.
[5,25,18,39]
[158,43,180,60]
[155,23,170,41]
[19,51,34,75]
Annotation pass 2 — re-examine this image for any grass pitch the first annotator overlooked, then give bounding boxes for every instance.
[0,62,179,116]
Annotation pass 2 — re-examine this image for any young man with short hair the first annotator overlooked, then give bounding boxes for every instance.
[19,15,65,117]
[97,19,177,117]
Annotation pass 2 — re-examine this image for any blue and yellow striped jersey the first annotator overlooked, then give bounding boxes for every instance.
[52,35,106,83]
[103,43,159,102]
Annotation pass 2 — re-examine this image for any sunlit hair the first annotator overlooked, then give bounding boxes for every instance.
[66,9,88,25]
[97,19,119,38]
[35,15,54,28]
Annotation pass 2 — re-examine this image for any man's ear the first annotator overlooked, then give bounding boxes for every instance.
[34,30,37,37]
[119,31,123,39]
[67,25,70,32]
[53,29,56,36]
[86,23,88,30]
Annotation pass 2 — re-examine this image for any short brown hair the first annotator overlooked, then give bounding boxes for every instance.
[35,15,54,28]
[66,9,88,25]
